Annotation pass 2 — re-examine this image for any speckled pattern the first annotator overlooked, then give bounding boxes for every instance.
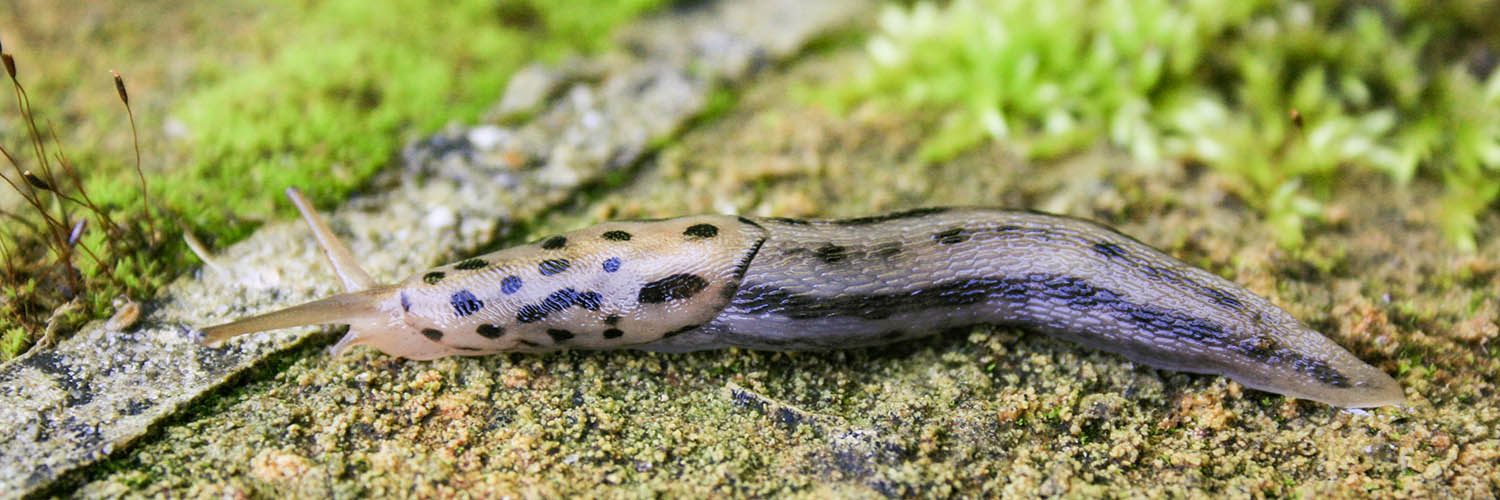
[21,6,1500,500]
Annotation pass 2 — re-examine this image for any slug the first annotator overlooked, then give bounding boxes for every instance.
[200,188,1405,408]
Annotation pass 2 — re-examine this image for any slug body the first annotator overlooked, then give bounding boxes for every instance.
[202,190,1404,408]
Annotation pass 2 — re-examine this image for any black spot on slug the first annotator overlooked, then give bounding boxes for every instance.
[933,227,969,245]
[455,258,488,270]
[639,274,710,304]
[501,275,523,294]
[421,328,444,341]
[541,236,567,250]
[603,328,624,339]
[814,243,848,264]
[538,259,571,276]
[684,223,719,239]
[601,230,632,241]
[477,324,504,339]
[604,315,621,326]
[546,329,575,342]
[423,271,445,284]
[1091,242,1127,259]
[450,290,483,317]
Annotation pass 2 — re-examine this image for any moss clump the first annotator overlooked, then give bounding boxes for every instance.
[819,0,1500,250]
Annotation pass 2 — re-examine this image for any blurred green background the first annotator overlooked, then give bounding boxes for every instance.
[2,0,1497,362]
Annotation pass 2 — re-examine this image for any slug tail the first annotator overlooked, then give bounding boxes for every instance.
[285,187,375,292]
[199,287,393,346]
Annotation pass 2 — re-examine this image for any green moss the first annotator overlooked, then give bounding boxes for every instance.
[131,0,666,240]
[1,327,26,359]
[816,0,1500,249]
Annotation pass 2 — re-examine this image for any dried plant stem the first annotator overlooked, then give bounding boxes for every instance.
[113,70,156,241]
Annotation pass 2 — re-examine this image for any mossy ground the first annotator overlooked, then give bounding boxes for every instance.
[0,0,665,361]
[6,0,1498,497]
[72,43,1499,498]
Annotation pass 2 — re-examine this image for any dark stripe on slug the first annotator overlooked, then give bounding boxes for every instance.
[542,288,580,315]
[729,273,1351,388]
[518,340,541,348]
[639,274,710,304]
[736,216,765,231]
[831,207,951,226]
[1201,287,1245,310]
[733,238,767,282]
[575,291,603,311]
[455,258,488,270]
[663,324,700,338]
[421,328,444,341]
[603,328,624,339]
[516,305,546,323]
[768,217,811,225]
[541,236,567,249]
[514,288,601,323]
[423,271,445,284]
[933,227,970,245]
[546,329,575,342]
[538,259,571,275]
[870,241,902,258]
[1091,242,1127,258]
[602,230,632,241]
[450,290,483,317]
[814,243,848,264]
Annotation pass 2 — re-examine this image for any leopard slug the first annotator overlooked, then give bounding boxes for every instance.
[200,189,1405,408]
